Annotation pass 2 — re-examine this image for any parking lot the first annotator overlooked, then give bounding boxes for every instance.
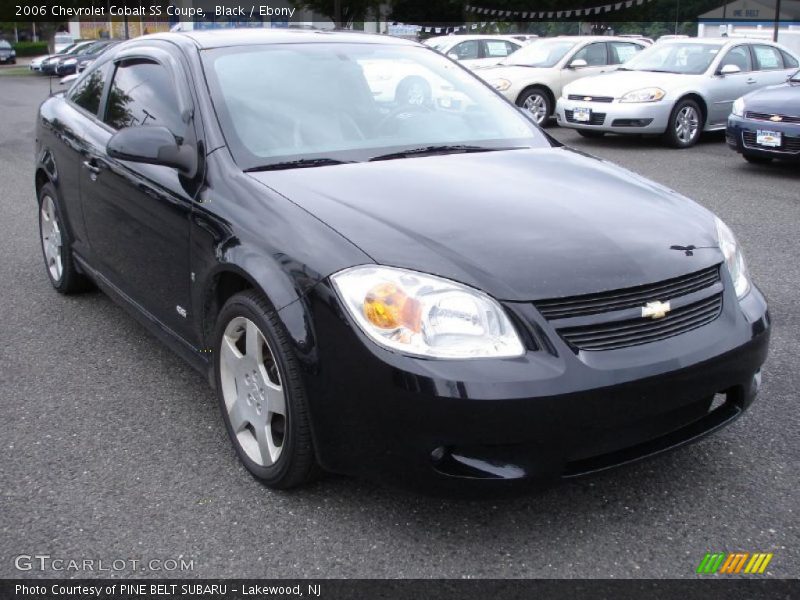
[0,74,797,578]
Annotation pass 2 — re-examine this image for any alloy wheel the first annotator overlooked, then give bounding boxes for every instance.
[40,195,63,282]
[522,93,548,124]
[219,316,287,467]
[675,106,699,144]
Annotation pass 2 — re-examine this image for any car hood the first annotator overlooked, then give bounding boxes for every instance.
[565,70,700,97]
[248,148,721,301]
[744,80,800,114]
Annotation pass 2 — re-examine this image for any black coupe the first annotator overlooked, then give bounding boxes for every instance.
[35,30,770,488]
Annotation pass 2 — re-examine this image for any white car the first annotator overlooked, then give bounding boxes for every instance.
[556,38,800,147]
[424,35,524,69]
[475,36,648,125]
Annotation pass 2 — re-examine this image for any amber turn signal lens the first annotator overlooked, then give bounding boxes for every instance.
[363,282,421,332]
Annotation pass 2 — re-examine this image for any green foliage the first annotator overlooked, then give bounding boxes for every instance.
[291,0,381,26]
[12,42,49,57]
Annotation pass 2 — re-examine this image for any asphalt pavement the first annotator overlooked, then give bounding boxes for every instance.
[0,76,798,579]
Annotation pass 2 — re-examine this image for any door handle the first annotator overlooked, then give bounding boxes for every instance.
[746,78,757,84]
[82,159,101,180]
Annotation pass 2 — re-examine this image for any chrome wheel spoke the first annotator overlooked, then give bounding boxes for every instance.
[245,319,262,361]
[266,381,286,417]
[228,396,250,433]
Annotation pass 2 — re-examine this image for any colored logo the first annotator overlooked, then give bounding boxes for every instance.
[696,552,773,574]
[769,115,783,122]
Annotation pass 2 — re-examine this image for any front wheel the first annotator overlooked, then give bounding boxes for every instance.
[517,87,551,126]
[664,99,703,148]
[214,291,317,489]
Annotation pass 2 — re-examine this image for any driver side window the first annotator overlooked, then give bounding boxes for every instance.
[451,41,480,61]
[719,45,752,72]
[103,59,186,141]
[571,43,608,66]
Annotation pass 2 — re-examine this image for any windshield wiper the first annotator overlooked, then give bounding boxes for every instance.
[244,158,355,172]
[369,145,526,162]
[642,69,680,74]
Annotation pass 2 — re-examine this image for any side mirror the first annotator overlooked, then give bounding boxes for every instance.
[719,64,741,76]
[107,126,196,177]
[568,58,588,69]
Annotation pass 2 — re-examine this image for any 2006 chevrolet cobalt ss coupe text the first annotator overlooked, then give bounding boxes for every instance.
[35,30,770,488]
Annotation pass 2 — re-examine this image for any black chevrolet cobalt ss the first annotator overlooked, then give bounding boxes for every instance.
[35,30,770,488]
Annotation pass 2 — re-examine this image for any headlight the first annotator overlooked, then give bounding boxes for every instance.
[331,265,525,359]
[732,96,746,117]
[715,217,750,299]
[620,87,666,103]
[490,78,512,92]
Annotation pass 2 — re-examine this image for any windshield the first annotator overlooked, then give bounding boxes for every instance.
[504,39,577,67]
[0,40,11,50]
[623,42,724,74]
[203,43,549,170]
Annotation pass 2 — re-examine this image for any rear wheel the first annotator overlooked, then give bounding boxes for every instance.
[517,87,551,126]
[214,290,317,488]
[577,130,605,139]
[38,183,91,294]
[664,99,702,148]
[743,153,773,164]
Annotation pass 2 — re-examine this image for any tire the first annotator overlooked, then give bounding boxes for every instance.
[743,153,773,164]
[664,98,703,148]
[517,87,551,126]
[37,182,91,294]
[577,130,605,139]
[214,290,317,489]
[396,76,431,106]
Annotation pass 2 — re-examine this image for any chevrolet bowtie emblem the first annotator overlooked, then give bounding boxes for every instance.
[584,96,592,101]
[769,115,783,122]
[642,300,671,319]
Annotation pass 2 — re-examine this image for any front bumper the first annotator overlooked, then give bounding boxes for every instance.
[556,96,672,134]
[301,279,770,485]
[727,114,800,161]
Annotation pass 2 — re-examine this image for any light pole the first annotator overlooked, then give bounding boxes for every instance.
[773,0,782,42]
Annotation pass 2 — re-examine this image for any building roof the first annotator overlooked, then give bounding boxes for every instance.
[699,0,800,20]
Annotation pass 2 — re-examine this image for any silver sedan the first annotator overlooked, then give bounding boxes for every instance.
[556,38,800,147]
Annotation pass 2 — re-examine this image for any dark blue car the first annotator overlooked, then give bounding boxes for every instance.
[727,69,800,163]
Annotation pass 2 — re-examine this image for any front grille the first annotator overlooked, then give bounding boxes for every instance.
[533,265,724,352]
[742,130,800,153]
[745,111,800,124]
[568,94,614,103]
[534,265,720,319]
[564,109,606,126]
[558,293,723,352]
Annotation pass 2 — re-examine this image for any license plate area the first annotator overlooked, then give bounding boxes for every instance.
[573,107,592,122]
[756,129,782,148]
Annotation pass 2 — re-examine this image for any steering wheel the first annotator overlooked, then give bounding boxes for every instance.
[377,103,435,135]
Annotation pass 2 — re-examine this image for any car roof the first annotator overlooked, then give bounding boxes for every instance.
[157,29,420,50]
[553,35,648,43]
[426,34,521,43]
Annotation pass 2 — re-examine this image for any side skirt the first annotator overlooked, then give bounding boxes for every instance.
[74,254,212,384]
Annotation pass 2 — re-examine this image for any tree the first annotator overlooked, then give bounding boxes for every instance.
[291,0,381,27]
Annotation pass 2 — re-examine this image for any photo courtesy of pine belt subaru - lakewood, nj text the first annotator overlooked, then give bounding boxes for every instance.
[34,30,770,489]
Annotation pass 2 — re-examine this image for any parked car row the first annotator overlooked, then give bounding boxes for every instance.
[30,39,120,76]
[0,39,17,64]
